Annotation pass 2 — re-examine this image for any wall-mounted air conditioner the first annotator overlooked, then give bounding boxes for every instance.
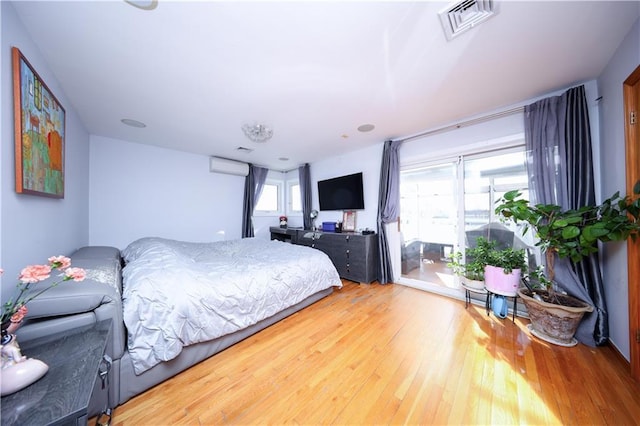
[209,156,249,176]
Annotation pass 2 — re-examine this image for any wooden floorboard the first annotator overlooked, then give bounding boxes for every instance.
[107,280,640,425]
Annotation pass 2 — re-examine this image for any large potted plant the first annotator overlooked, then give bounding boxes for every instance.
[495,182,640,346]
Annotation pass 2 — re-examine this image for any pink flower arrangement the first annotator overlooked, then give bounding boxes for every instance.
[1,256,86,329]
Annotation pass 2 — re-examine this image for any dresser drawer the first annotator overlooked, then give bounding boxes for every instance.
[294,230,379,283]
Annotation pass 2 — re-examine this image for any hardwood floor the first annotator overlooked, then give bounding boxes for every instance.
[109,281,640,425]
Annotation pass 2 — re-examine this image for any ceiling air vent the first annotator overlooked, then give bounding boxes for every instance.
[439,0,499,41]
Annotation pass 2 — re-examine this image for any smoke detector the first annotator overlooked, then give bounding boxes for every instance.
[439,0,499,41]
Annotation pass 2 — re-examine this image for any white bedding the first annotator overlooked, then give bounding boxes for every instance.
[121,237,342,374]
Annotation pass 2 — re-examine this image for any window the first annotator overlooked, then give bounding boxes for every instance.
[287,180,302,215]
[254,178,302,217]
[254,180,283,215]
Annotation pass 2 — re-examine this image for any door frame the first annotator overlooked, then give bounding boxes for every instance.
[623,65,640,382]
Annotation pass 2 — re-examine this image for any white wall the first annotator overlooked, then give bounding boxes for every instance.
[401,112,526,163]
[597,17,640,360]
[401,79,600,165]
[89,136,245,249]
[1,1,90,285]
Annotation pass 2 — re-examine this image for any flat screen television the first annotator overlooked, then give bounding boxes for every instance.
[317,172,365,211]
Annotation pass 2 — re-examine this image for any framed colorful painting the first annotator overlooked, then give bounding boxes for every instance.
[12,47,66,198]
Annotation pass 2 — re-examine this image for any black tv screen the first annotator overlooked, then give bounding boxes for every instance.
[317,172,365,211]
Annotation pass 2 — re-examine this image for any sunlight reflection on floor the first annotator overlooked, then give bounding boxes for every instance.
[467,314,562,424]
[435,271,457,288]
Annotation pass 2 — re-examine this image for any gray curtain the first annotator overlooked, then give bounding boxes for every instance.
[377,140,402,284]
[241,164,269,238]
[524,84,607,346]
[298,163,313,230]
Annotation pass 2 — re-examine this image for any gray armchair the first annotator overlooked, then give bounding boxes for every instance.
[401,239,422,274]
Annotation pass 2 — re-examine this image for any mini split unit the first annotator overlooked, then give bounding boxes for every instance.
[209,157,249,176]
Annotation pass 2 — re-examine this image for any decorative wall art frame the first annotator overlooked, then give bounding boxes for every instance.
[342,210,357,232]
[12,47,66,198]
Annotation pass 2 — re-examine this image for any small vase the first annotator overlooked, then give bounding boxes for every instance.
[1,332,49,396]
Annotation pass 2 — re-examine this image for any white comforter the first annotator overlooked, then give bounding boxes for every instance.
[122,237,342,375]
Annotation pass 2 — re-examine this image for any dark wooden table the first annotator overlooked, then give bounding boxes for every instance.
[1,319,111,426]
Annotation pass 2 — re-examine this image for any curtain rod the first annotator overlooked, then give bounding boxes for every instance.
[397,106,525,144]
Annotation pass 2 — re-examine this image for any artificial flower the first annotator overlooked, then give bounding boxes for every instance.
[1,256,86,327]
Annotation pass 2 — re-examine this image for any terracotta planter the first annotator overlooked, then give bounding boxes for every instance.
[484,265,520,297]
[518,288,594,347]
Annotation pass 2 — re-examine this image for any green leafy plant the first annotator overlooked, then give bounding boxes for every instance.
[484,243,527,274]
[447,250,485,281]
[447,237,526,280]
[495,181,640,288]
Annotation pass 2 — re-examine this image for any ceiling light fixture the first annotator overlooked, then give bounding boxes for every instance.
[357,124,375,132]
[242,123,273,143]
[121,118,147,128]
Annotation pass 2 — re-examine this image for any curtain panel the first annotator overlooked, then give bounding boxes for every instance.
[377,140,402,284]
[241,165,269,238]
[524,85,607,346]
[298,163,313,230]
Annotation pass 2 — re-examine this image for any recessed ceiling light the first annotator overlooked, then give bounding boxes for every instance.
[357,124,375,132]
[279,157,289,161]
[124,0,158,11]
[121,118,146,128]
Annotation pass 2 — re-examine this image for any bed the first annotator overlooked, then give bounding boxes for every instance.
[121,237,343,374]
[17,236,342,416]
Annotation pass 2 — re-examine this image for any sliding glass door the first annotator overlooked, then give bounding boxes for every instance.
[399,160,458,288]
[399,146,535,293]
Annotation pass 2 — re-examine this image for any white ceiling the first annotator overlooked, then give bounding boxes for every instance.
[10,1,640,171]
